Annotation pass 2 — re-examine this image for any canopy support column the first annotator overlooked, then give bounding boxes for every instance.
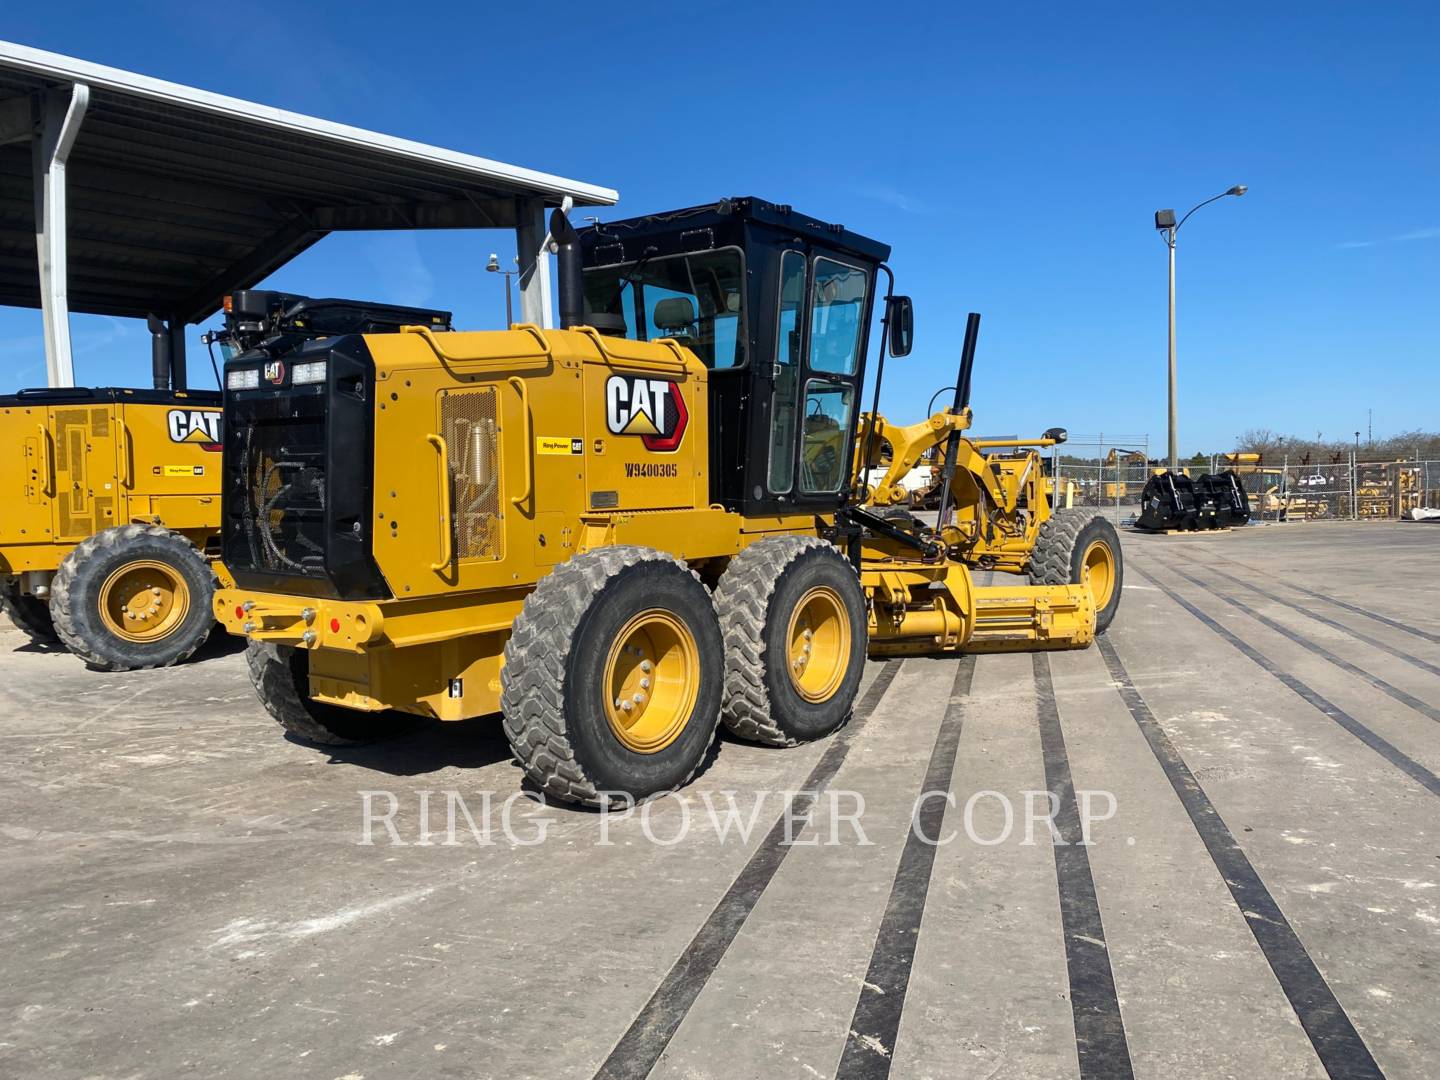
[515,197,554,330]
[32,83,88,388]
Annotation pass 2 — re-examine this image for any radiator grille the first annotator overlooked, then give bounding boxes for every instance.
[441,388,503,562]
[232,409,328,576]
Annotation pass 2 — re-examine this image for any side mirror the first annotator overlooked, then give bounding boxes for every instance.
[886,295,914,357]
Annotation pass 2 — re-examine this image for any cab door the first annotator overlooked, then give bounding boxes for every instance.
[764,252,871,506]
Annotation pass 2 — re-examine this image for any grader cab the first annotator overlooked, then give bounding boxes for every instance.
[214,197,1121,805]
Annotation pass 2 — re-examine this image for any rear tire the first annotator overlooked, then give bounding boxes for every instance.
[1029,509,1123,633]
[247,640,414,745]
[0,580,57,644]
[714,537,867,747]
[500,546,723,807]
[50,525,216,671]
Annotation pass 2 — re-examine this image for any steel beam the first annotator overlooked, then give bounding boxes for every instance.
[32,83,88,387]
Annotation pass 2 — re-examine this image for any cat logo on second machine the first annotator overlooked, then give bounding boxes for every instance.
[604,374,688,452]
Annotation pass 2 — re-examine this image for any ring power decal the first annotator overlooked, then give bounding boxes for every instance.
[166,409,223,451]
[604,375,688,451]
[537,436,584,456]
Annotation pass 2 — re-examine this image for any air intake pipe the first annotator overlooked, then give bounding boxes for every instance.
[147,313,170,390]
[550,207,584,330]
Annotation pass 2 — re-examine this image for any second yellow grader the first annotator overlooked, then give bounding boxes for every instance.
[216,198,1122,805]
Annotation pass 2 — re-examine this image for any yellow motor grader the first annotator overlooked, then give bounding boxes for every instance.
[214,198,1121,805]
[0,376,224,670]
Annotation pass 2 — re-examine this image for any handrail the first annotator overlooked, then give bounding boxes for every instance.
[508,376,533,509]
[36,425,54,496]
[573,325,689,375]
[116,416,133,488]
[426,434,453,572]
[402,324,551,373]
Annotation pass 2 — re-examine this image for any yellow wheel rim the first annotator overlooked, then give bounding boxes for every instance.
[1081,540,1116,612]
[98,559,190,643]
[786,586,851,703]
[604,609,700,754]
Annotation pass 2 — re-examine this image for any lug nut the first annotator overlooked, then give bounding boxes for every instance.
[639,677,650,690]
[151,587,161,596]
[620,700,633,713]
[640,660,652,673]
[803,629,812,640]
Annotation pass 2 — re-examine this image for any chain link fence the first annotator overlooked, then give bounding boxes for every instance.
[1046,440,1440,525]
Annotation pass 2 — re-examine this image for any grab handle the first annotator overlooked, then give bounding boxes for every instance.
[426,434,453,572]
[508,376,533,509]
[116,416,133,488]
[36,425,54,496]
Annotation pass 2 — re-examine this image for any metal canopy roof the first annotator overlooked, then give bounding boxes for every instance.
[0,41,617,325]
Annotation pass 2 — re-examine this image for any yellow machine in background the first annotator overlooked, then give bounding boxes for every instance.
[0,387,224,669]
[214,198,1121,806]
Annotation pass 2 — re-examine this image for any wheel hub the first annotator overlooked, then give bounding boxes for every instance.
[604,609,699,753]
[99,560,189,643]
[1081,540,1116,611]
[786,586,850,703]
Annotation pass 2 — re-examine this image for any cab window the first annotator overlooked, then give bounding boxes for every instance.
[768,250,807,493]
[809,258,867,375]
[582,249,745,368]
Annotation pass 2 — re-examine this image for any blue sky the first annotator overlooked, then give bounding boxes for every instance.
[3,2,1436,455]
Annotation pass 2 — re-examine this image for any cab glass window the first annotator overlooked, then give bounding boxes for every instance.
[768,250,807,493]
[809,258,868,375]
[800,381,853,493]
[582,249,745,368]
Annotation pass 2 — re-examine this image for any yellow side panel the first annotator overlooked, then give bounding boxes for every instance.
[118,400,222,501]
[0,405,59,568]
[51,405,118,541]
[365,328,711,601]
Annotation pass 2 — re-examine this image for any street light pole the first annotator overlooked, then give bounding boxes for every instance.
[1155,184,1248,471]
[486,253,519,327]
[1167,232,1177,469]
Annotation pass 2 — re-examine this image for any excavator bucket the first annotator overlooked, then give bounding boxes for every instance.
[1136,471,1200,531]
[1195,471,1251,527]
[1138,470,1252,531]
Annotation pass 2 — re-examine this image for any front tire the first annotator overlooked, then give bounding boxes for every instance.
[500,546,723,807]
[50,525,216,671]
[714,537,867,747]
[1029,509,1123,633]
[0,579,58,644]
[247,641,413,745]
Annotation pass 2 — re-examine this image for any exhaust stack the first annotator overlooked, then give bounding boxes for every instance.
[549,207,584,330]
[147,313,170,390]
